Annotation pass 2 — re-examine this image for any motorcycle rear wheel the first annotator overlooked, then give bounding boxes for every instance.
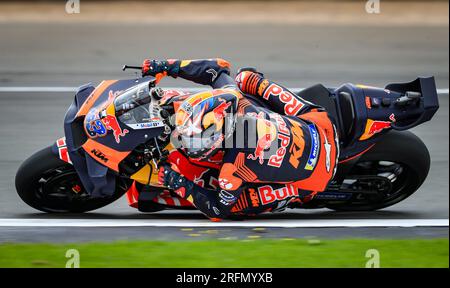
[326,131,430,211]
[15,146,130,213]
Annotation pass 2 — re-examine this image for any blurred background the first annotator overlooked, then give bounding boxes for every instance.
[0,0,448,87]
[0,0,448,219]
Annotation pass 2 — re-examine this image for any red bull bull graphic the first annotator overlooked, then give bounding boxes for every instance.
[248,132,276,164]
[84,89,129,144]
[202,97,232,132]
[246,112,278,164]
[359,119,392,141]
[267,113,291,168]
[246,112,292,168]
[85,110,129,144]
[213,98,232,121]
[102,114,129,144]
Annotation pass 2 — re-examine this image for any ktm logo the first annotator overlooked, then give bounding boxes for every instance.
[248,188,260,207]
[91,149,109,163]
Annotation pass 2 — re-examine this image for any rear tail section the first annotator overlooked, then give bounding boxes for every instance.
[333,77,439,160]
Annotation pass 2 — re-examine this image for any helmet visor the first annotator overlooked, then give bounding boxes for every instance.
[179,129,224,158]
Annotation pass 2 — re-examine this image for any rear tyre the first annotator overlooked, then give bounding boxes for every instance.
[326,131,430,211]
[15,146,130,213]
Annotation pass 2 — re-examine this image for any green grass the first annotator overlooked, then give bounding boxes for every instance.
[0,238,448,268]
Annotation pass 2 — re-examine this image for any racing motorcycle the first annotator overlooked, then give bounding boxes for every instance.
[15,65,440,214]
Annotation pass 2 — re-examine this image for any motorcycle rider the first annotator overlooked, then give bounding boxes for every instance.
[142,58,339,220]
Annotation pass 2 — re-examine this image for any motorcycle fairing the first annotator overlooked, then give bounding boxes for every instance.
[59,83,114,198]
[61,77,165,198]
[78,77,164,153]
[52,137,72,164]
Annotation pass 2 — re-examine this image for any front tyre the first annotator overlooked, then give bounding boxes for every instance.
[15,146,130,213]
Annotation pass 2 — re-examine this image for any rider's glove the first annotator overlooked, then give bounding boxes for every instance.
[158,164,193,199]
[236,67,264,78]
[157,164,223,222]
[142,59,180,83]
[235,68,266,97]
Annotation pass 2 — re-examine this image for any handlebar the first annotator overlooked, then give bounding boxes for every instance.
[122,65,142,71]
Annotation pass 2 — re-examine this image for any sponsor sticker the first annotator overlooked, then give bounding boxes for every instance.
[258,185,298,205]
[262,83,305,116]
[359,119,391,141]
[219,190,237,206]
[267,113,291,168]
[389,113,396,122]
[248,188,260,207]
[305,124,320,171]
[56,137,72,164]
[219,178,233,190]
[85,109,129,144]
[125,121,165,130]
[322,130,332,173]
[90,149,109,163]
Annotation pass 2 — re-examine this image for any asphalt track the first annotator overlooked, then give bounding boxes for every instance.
[0,15,448,240]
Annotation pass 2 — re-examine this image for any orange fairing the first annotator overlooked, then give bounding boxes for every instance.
[294,111,338,192]
[76,80,117,117]
[82,139,130,172]
[217,58,231,68]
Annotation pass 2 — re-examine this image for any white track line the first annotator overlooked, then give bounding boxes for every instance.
[0,218,447,228]
[0,87,448,94]
[0,87,78,92]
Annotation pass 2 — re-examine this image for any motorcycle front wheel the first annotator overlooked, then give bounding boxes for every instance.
[15,146,130,213]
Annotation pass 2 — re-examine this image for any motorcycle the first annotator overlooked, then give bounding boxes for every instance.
[15,65,440,215]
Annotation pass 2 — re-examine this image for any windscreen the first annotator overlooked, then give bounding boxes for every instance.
[114,82,164,130]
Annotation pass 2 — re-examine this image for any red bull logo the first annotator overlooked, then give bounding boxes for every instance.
[84,89,129,144]
[202,98,232,132]
[267,113,291,168]
[85,110,129,144]
[213,98,232,121]
[359,119,392,141]
[246,112,292,168]
[247,112,278,164]
[248,131,276,164]
[258,184,298,205]
[102,115,129,144]
[262,83,305,116]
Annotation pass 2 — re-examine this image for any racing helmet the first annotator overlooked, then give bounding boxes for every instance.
[175,90,240,160]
